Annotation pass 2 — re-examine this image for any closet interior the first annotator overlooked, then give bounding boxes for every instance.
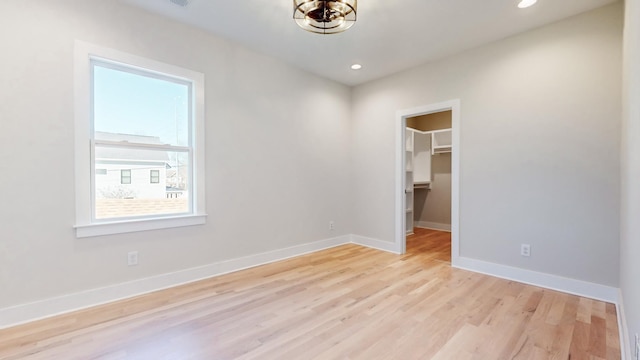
[405,111,453,235]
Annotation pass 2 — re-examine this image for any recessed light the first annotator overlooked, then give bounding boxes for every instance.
[170,0,190,7]
[518,0,537,8]
[351,64,362,70]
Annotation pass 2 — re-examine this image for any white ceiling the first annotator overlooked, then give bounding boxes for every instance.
[120,0,618,86]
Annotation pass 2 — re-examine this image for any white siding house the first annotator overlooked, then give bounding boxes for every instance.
[94,132,171,200]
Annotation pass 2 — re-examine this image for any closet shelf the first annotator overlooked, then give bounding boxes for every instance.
[433,145,451,154]
[431,129,452,155]
[414,181,431,189]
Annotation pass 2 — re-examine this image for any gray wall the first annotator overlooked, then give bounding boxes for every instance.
[0,0,632,336]
[0,0,352,309]
[621,0,640,355]
[351,4,622,286]
[414,153,452,227]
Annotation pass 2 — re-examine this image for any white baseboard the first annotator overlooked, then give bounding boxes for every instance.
[1,232,627,359]
[617,290,632,360]
[415,221,451,232]
[454,256,619,303]
[0,235,351,330]
[350,234,400,254]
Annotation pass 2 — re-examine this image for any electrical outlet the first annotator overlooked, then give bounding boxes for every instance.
[127,251,139,266]
[521,244,531,257]
[329,221,335,231]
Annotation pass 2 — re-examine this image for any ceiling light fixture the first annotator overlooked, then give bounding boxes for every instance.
[293,0,357,35]
[518,0,537,8]
[169,0,190,7]
[351,64,362,70]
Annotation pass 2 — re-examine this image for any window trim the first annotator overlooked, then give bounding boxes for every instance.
[150,170,160,184]
[74,41,206,238]
[120,169,132,185]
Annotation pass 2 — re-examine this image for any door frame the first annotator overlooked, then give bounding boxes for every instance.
[394,99,460,265]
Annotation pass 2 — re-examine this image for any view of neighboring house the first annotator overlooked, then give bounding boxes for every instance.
[94,131,188,219]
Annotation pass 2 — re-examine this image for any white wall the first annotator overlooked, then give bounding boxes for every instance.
[621,0,640,354]
[351,4,622,286]
[0,0,351,310]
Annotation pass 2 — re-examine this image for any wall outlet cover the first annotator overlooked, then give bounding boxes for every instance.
[521,244,531,257]
[127,251,139,266]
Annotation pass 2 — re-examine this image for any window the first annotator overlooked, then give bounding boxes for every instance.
[121,169,132,184]
[74,41,206,237]
[150,170,160,184]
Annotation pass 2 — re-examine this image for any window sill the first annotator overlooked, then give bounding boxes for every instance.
[75,214,207,238]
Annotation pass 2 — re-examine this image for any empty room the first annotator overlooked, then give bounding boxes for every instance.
[1,0,639,359]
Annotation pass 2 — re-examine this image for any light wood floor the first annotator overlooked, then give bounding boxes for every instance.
[0,228,620,359]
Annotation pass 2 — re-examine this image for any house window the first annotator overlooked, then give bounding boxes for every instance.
[74,41,206,238]
[120,169,132,184]
[150,170,160,184]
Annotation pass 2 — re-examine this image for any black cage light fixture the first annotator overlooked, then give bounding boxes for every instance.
[293,0,357,35]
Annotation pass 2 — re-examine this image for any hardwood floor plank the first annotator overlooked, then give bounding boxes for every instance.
[0,228,620,359]
[569,320,592,359]
[588,315,608,358]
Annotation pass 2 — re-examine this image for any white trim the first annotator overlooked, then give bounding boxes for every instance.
[75,214,207,238]
[1,234,627,348]
[454,256,619,303]
[415,221,452,232]
[395,99,460,266]
[74,41,92,231]
[350,235,400,254]
[618,290,632,360]
[395,114,406,253]
[94,139,191,152]
[74,40,206,237]
[0,235,351,329]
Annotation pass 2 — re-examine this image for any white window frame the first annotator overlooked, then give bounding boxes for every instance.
[74,41,206,238]
[150,170,160,184]
[120,169,132,185]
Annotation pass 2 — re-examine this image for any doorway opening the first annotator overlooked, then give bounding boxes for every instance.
[395,100,460,265]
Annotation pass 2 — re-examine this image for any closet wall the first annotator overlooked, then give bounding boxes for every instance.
[408,112,452,231]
